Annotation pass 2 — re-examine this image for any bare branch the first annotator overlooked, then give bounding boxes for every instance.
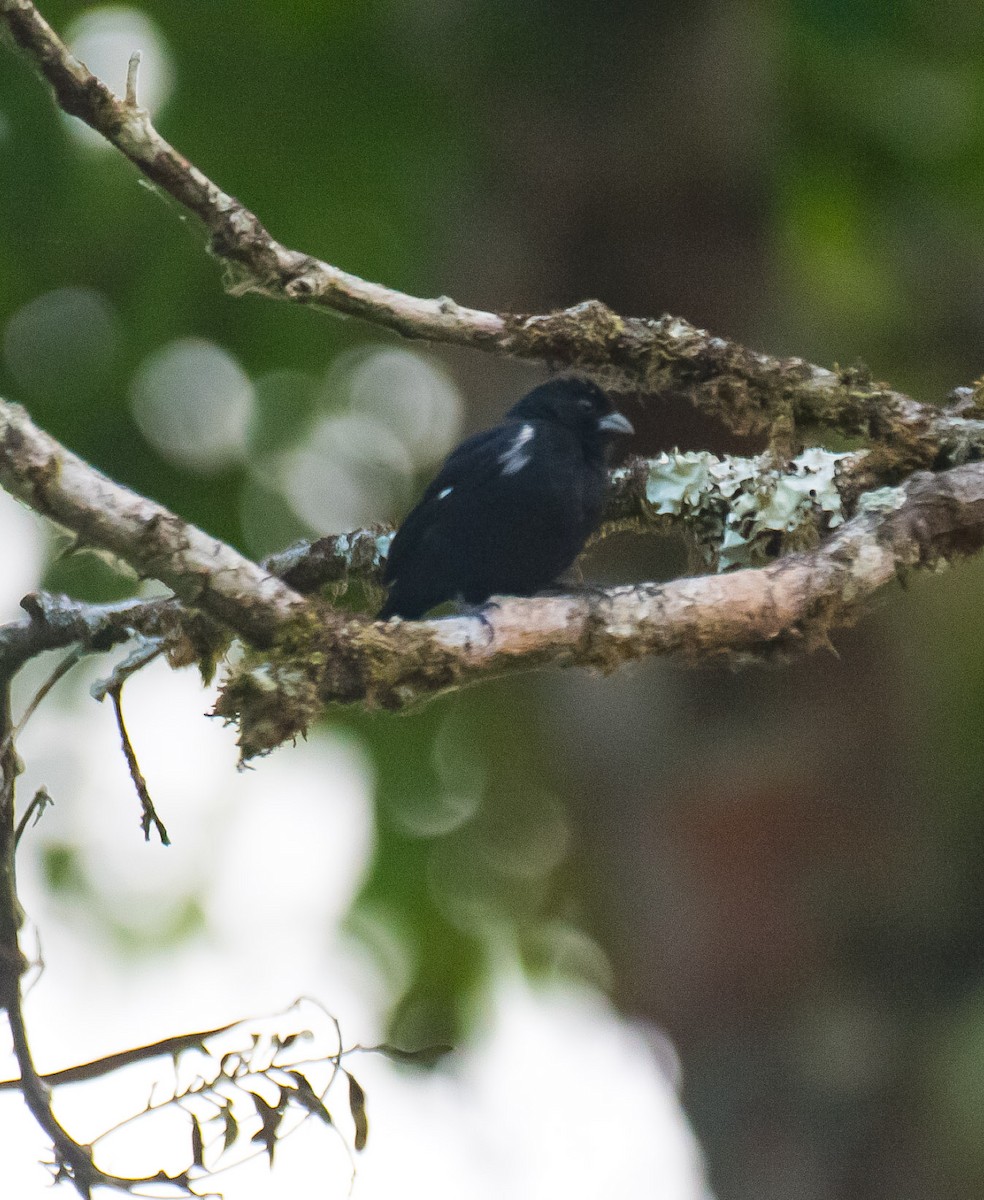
[0,398,310,647]
[0,674,26,993]
[0,677,99,1197]
[124,48,139,108]
[90,641,164,702]
[4,648,83,758]
[0,592,233,708]
[0,1019,242,1091]
[5,0,984,465]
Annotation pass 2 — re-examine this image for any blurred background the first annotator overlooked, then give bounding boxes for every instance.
[3,2,984,1198]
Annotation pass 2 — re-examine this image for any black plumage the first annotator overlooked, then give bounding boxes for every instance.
[378,377,633,620]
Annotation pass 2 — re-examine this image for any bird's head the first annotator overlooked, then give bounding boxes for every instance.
[507,377,633,450]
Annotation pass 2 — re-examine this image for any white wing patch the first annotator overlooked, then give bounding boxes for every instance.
[499,423,535,476]
[437,486,453,500]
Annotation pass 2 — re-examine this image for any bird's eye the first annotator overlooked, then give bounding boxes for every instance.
[578,398,593,411]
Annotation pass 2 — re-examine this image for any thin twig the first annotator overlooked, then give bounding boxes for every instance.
[0,1001,362,1191]
[0,676,98,1197]
[5,984,101,1196]
[0,647,84,764]
[91,640,164,702]
[14,786,52,848]
[6,975,199,1195]
[108,684,169,845]
[0,1019,243,1090]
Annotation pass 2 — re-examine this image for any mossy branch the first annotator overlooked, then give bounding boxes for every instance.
[0,390,888,677]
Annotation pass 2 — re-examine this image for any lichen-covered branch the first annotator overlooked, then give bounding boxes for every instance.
[6,0,984,465]
[0,440,870,681]
[0,398,310,647]
[263,526,395,594]
[214,460,984,756]
[0,430,961,717]
[265,446,863,593]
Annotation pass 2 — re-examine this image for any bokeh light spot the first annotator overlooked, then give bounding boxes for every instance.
[130,337,254,472]
[342,347,464,466]
[279,411,414,533]
[278,347,464,533]
[2,286,119,402]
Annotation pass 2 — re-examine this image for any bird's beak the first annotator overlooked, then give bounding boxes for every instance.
[597,410,634,436]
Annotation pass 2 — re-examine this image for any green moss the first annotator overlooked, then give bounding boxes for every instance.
[216,604,474,759]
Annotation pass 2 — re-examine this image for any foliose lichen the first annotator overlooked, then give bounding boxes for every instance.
[640,447,857,570]
[856,485,907,515]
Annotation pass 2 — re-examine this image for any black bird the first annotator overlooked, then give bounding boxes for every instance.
[378,377,633,620]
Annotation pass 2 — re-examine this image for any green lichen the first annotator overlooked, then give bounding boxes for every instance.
[642,447,855,570]
[856,485,907,515]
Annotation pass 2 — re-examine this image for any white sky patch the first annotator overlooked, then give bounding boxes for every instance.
[499,422,534,476]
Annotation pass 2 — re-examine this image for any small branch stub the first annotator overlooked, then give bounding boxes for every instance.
[125,49,140,108]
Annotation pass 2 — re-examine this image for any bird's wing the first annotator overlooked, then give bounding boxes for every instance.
[383,422,537,583]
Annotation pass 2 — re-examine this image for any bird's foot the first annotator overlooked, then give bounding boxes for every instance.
[453,597,498,646]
